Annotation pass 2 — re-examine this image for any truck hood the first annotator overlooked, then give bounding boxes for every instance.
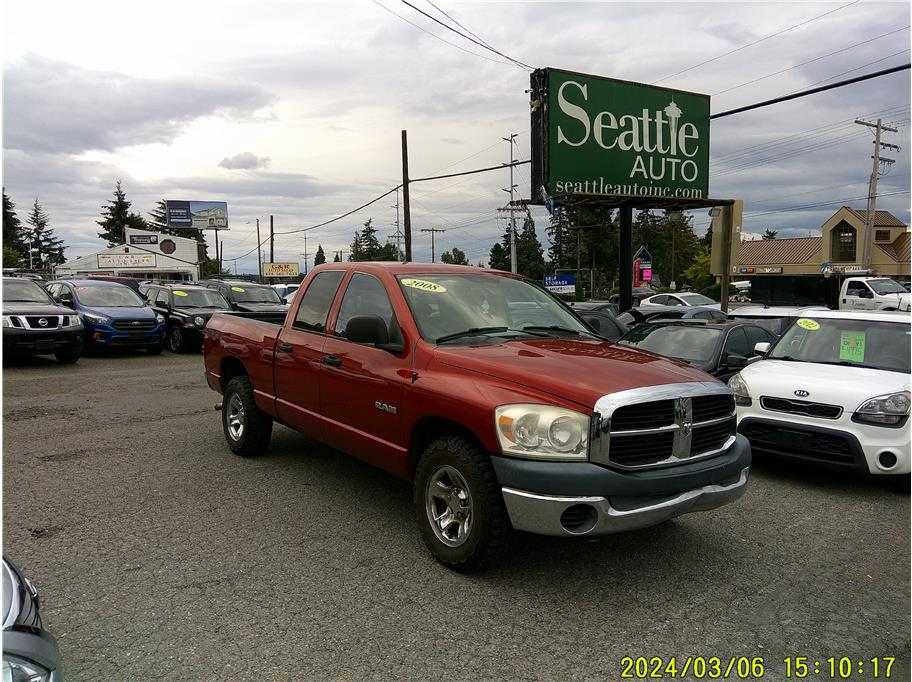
[81,305,156,320]
[1,302,73,316]
[740,359,910,411]
[434,337,716,408]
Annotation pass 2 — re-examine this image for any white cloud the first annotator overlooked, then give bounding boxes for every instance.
[218,152,271,170]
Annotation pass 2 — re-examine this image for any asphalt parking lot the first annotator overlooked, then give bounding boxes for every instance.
[3,352,910,681]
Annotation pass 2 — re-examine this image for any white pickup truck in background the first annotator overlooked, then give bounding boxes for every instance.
[838,277,911,311]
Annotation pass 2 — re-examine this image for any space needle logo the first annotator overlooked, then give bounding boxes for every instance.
[553,78,706,197]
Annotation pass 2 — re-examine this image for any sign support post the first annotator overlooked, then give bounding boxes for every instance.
[619,205,633,311]
[720,204,733,313]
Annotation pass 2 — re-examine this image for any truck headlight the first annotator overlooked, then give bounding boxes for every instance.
[3,655,52,682]
[194,316,206,327]
[82,312,110,325]
[2,316,11,327]
[854,391,911,426]
[495,404,589,461]
[66,314,82,326]
[728,372,752,407]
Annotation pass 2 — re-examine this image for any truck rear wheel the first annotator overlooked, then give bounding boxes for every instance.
[223,375,273,457]
[414,436,509,572]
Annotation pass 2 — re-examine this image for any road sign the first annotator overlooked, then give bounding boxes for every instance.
[544,274,576,294]
[263,262,300,278]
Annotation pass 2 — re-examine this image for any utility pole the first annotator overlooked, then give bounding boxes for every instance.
[269,215,275,264]
[255,218,263,282]
[389,188,404,261]
[401,130,412,261]
[421,228,446,262]
[336,249,349,262]
[219,240,224,275]
[855,117,899,271]
[502,133,518,273]
[303,232,308,275]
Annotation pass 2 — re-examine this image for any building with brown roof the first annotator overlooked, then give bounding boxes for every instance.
[735,206,909,305]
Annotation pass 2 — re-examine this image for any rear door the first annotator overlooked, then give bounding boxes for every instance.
[318,272,410,473]
[273,270,345,437]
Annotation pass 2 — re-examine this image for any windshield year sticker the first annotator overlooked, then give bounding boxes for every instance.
[796,318,819,330]
[231,286,246,292]
[402,278,446,293]
[840,330,865,363]
[173,290,188,297]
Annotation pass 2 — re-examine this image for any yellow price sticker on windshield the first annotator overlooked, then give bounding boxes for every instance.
[173,290,188,297]
[402,278,446,293]
[840,330,865,362]
[231,286,246,292]
[796,318,819,330]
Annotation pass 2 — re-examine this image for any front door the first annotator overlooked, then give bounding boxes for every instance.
[319,272,410,476]
[273,270,346,438]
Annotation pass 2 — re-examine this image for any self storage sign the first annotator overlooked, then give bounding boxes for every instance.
[531,68,710,202]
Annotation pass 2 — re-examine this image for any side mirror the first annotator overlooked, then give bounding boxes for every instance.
[346,315,392,346]
[753,341,771,356]
[580,314,601,333]
[724,353,749,369]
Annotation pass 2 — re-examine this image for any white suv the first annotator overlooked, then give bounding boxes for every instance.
[729,310,910,481]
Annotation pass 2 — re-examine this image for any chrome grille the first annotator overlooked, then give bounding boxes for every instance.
[591,382,737,470]
[760,397,842,420]
[112,320,156,330]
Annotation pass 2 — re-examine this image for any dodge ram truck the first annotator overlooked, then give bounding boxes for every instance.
[203,263,751,571]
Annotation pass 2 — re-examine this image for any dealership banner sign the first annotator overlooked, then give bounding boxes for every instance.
[531,68,710,202]
[165,201,229,230]
[98,254,155,268]
[263,262,300,278]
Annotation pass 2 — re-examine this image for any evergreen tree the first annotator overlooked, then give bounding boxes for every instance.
[25,199,66,269]
[313,244,327,266]
[97,181,147,247]
[333,251,342,262]
[3,188,26,266]
[762,228,778,240]
[546,206,572,271]
[488,242,509,271]
[440,247,468,265]
[350,218,398,261]
[517,216,545,280]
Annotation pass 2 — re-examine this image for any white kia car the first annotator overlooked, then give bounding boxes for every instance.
[730,310,910,482]
[639,292,722,310]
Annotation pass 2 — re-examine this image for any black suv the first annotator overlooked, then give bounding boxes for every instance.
[199,279,287,313]
[145,284,231,353]
[2,277,84,363]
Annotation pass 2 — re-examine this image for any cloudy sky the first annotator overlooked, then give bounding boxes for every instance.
[2,0,910,272]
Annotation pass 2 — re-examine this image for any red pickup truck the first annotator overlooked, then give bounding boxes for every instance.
[203,263,751,571]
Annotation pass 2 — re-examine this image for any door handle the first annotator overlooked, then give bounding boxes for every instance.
[323,355,342,367]
[277,342,294,353]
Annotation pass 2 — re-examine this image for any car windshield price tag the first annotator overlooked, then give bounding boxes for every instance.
[839,330,865,363]
[173,290,189,297]
[231,287,246,292]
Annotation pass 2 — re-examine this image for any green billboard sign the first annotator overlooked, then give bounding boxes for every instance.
[530,68,710,203]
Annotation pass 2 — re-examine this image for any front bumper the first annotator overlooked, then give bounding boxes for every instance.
[3,326,83,355]
[3,628,63,681]
[85,323,165,347]
[492,434,751,537]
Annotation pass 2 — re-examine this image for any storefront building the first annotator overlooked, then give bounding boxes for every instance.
[736,207,909,306]
[54,228,201,281]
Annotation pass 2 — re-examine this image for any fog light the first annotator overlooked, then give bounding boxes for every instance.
[560,504,598,534]
[878,451,898,470]
[92,332,102,340]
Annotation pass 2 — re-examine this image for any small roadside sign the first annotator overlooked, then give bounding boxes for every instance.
[544,274,576,294]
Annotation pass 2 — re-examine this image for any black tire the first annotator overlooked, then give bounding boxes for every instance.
[147,342,163,355]
[413,436,509,572]
[54,349,81,364]
[222,375,273,457]
[168,326,187,353]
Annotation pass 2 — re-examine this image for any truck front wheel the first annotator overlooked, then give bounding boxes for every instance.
[414,437,509,572]
[222,376,273,457]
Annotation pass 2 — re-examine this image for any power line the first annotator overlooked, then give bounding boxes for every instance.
[411,159,530,184]
[710,63,912,119]
[790,48,911,94]
[712,26,910,96]
[274,187,400,236]
[655,0,861,83]
[370,0,517,69]
[399,0,533,70]
[424,0,498,54]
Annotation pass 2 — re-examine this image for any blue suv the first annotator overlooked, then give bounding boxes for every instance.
[46,279,166,353]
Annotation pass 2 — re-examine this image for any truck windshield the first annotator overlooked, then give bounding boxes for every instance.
[770,317,910,373]
[227,286,283,303]
[2,279,54,304]
[75,285,145,307]
[619,325,722,363]
[396,274,590,343]
[173,290,230,308]
[867,279,907,295]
